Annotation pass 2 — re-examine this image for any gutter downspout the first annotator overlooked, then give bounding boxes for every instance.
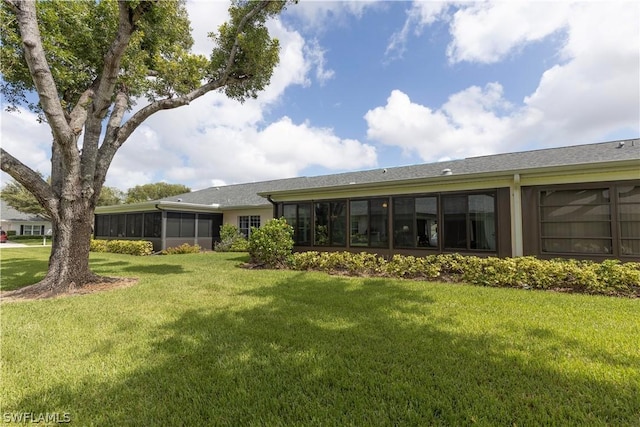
[511,174,524,257]
[266,195,278,220]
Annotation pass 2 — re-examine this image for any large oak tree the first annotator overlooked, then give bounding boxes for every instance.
[1,0,289,297]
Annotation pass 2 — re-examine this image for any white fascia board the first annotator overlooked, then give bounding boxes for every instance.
[259,160,639,201]
[95,201,223,214]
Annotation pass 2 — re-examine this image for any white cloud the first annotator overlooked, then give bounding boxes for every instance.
[111,97,378,191]
[305,39,335,85]
[186,0,231,56]
[386,1,450,59]
[0,108,53,186]
[446,2,571,64]
[522,2,640,142]
[285,1,380,32]
[370,1,639,158]
[365,87,516,161]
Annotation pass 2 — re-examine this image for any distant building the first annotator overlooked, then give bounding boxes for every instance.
[95,139,640,261]
[0,200,52,236]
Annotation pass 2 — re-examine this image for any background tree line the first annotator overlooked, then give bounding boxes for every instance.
[1,179,191,219]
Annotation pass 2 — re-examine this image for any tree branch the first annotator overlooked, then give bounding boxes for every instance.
[91,1,151,119]
[94,91,129,192]
[111,1,275,150]
[0,148,57,218]
[10,0,73,145]
[221,1,273,79]
[68,88,95,134]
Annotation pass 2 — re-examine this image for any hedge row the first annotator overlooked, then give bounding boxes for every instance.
[90,239,153,256]
[6,235,49,241]
[161,243,201,255]
[290,252,640,297]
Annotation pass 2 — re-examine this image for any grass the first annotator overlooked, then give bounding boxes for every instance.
[1,247,639,426]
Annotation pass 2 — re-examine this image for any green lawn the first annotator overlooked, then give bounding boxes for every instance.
[1,247,639,426]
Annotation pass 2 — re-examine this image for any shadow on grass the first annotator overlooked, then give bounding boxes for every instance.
[0,257,48,291]
[120,264,186,275]
[1,256,188,293]
[7,274,639,425]
[89,256,187,275]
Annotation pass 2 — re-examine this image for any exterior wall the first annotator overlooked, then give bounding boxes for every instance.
[222,207,274,229]
[1,220,52,236]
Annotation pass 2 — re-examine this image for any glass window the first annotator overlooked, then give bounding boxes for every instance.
[469,194,496,250]
[443,195,467,250]
[250,215,261,230]
[393,198,415,248]
[22,225,44,236]
[144,212,162,238]
[165,212,194,238]
[350,200,369,247]
[166,212,181,237]
[127,214,143,237]
[108,214,125,237]
[442,194,495,251]
[297,205,311,245]
[115,215,126,237]
[238,216,250,238]
[238,215,261,238]
[350,199,389,247]
[314,202,330,245]
[416,197,438,248]
[283,205,310,245]
[618,185,640,255]
[370,199,389,248]
[95,215,109,237]
[198,214,213,238]
[540,189,612,254]
[331,201,347,246]
[181,214,195,237]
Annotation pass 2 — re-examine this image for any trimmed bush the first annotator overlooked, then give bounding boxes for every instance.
[90,239,153,256]
[8,234,47,241]
[90,239,109,253]
[161,243,201,255]
[215,224,248,252]
[289,251,640,297]
[248,218,293,268]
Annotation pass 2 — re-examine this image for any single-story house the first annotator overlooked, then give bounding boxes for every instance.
[95,139,640,261]
[0,200,52,237]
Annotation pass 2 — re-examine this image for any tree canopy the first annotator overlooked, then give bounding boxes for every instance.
[0,0,290,297]
[125,182,191,203]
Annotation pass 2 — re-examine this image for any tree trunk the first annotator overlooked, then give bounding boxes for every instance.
[7,200,108,299]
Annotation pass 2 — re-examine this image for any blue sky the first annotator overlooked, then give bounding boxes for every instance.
[1,1,639,191]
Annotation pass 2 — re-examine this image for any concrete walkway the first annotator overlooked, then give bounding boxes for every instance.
[0,241,44,248]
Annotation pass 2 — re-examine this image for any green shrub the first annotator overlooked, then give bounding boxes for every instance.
[215,224,248,252]
[383,255,440,280]
[8,234,46,241]
[90,239,108,253]
[161,243,201,255]
[248,218,293,268]
[289,251,640,297]
[90,239,153,256]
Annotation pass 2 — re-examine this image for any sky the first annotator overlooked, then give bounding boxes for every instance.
[1,0,639,192]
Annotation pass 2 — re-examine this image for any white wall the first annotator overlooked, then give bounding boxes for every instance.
[223,207,274,229]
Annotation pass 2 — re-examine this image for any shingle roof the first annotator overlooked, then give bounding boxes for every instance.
[157,138,640,208]
[0,200,49,222]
